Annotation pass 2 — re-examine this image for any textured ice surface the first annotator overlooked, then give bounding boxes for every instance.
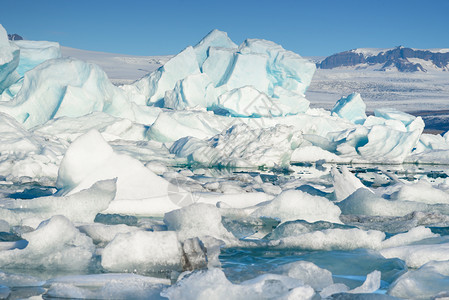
[0,179,116,227]
[171,123,303,168]
[331,93,367,124]
[101,231,182,273]
[13,40,61,76]
[164,203,236,244]
[0,215,94,270]
[251,189,342,224]
[46,273,170,299]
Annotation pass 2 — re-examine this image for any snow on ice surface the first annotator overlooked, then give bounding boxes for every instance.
[2,25,449,298]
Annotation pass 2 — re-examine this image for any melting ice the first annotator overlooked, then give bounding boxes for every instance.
[1,24,449,299]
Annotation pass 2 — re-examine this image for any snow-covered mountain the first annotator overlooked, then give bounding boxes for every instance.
[317,46,449,72]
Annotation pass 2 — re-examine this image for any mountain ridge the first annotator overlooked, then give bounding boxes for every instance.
[317,46,449,72]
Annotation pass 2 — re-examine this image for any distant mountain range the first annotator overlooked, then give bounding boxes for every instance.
[317,46,449,72]
[7,34,23,41]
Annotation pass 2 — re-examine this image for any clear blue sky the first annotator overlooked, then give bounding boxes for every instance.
[1,0,448,57]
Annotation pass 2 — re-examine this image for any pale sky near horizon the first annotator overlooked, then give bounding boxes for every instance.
[1,0,448,57]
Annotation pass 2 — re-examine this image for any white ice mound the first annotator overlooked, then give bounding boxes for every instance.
[57,130,183,216]
[131,29,315,116]
[331,93,367,124]
[0,215,95,270]
[269,228,385,251]
[0,57,134,128]
[164,203,236,243]
[0,24,20,93]
[0,179,116,227]
[170,123,303,168]
[13,40,61,76]
[162,268,315,300]
[251,189,342,224]
[101,231,182,272]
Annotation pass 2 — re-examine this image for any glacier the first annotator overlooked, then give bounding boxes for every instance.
[1,23,449,299]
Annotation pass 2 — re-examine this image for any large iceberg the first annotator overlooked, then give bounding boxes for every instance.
[0,58,135,128]
[129,29,315,116]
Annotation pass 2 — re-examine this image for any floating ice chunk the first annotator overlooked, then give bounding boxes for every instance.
[331,166,372,202]
[348,270,381,294]
[0,179,116,227]
[392,180,449,204]
[164,73,217,110]
[0,215,95,270]
[170,123,303,168]
[0,24,20,93]
[0,58,134,128]
[77,223,141,245]
[380,242,449,268]
[193,29,238,68]
[388,260,449,299]
[319,283,350,298]
[57,130,182,216]
[101,231,182,273]
[415,133,449,152]
[131,46,200,105]
[162,268,314,300]
[331,93,367,124]
[270,228,385,251]
[251,189,342,224]
[337,188,428,217]
[265,220,352,240]
[276,261,333,291]
[164,203,236,244]
[13,40,61,76]
[46,273,170,300]
[356,125,422,163]
[381,226,439,249]
[374,108,417,127]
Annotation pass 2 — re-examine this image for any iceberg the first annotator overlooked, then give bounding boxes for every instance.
[0,58,134,129]
[129,29,315,117]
